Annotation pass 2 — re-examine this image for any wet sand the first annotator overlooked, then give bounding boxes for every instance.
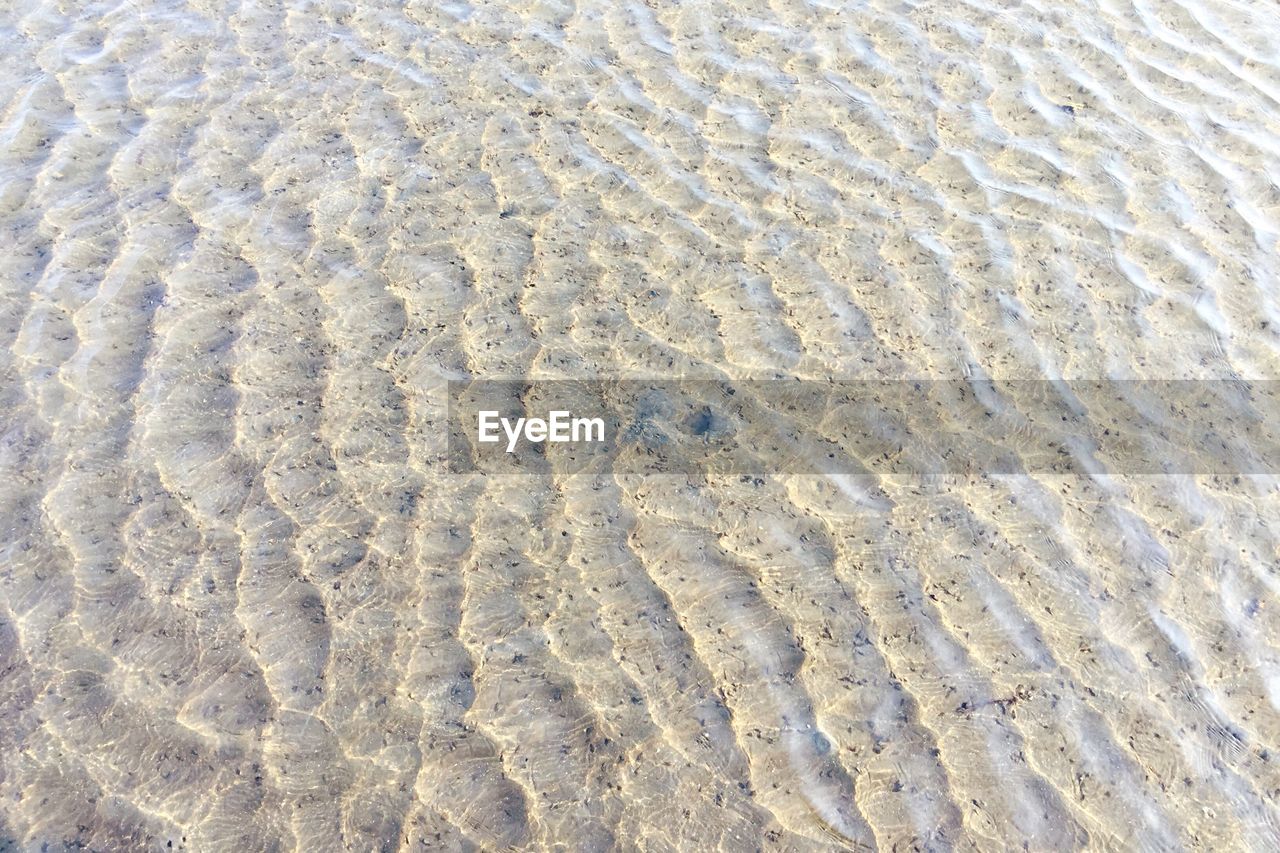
[2,0,1280,849]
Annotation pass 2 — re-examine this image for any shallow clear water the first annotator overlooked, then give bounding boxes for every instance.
[3,0,1280,849]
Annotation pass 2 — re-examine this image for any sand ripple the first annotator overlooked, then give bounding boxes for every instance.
[3,0,1280,848]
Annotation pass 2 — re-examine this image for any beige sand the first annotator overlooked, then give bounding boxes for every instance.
[2,0,1280,848]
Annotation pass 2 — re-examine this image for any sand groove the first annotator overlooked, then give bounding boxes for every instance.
[3,0,1280,849]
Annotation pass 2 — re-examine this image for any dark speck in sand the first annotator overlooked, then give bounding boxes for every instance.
[688,406,716,436]
[1059,104,1076,115]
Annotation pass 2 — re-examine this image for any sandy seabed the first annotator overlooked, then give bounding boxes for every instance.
[3,0,1280,849]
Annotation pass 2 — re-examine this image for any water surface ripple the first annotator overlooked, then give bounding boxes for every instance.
[2,0,1280,849]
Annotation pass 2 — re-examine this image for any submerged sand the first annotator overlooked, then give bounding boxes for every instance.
[2,0,1280,849]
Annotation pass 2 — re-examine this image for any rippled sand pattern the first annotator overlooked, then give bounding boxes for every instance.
[4,0,1280,849]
